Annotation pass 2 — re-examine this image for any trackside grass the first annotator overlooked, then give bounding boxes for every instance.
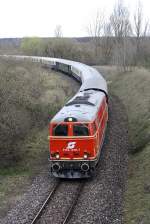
[95,66,150,224]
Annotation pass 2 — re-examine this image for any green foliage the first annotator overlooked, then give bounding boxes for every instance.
[21,37,44,55]
[20,37,95,64]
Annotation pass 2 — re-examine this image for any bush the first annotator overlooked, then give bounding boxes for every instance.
[0,59,48,167]
[0,58,79,168]
[20,37,96,65]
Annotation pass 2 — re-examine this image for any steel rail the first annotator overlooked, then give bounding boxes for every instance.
[62,181,85,224]
[30,180,60,224]
[30,180,84,224]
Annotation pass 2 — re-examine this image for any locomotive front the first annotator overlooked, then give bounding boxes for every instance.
[48,100,103,178]
[49,122,98,177]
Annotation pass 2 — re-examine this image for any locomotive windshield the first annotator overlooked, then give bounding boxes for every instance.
[73,124,89,136]
[53,124,68,136]
[52,123,90,136]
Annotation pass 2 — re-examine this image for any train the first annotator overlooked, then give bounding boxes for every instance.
[0,55,108,178]
[49,59,108,178]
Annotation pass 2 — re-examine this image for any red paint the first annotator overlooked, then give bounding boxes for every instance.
[49,96,108,161]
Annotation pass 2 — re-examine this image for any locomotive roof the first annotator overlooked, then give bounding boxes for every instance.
[51,90,105,122]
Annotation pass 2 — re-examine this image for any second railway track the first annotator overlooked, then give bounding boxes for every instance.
[30,180,85,224]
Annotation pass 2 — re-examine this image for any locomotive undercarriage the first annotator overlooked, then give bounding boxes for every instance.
[49,159,99,178]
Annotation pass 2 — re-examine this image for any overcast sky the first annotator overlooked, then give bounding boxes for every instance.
[0,0,149,38]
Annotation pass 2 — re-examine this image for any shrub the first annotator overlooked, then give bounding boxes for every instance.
[0,58,79,167]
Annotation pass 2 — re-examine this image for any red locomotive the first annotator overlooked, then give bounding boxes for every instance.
[49,60,108,178]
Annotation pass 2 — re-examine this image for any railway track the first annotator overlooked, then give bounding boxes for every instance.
[30,180,85,224]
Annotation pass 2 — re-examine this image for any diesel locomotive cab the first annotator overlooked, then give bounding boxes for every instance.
[49,117,98,178]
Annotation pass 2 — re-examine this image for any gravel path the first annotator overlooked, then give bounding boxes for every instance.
[0,96,129,224]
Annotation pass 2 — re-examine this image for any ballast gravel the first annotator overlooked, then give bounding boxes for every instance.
[0,96,129,224]
[68,96,129,224]
[0,171,57,224]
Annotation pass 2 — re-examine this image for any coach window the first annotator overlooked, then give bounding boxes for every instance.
[53,124,68,136]
[73,124,89,136]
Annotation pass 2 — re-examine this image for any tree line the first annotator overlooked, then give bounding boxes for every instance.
[21,1,150,71]
[88,0,150,70]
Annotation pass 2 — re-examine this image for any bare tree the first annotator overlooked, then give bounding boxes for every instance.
[101,22,113,63]
[110,0,133,71]
[87,11,105,58]
[54,25,63,38]
[110,0,132,41]
[133,1,150,64]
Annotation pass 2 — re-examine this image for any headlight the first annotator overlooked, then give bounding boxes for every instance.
[83,153,88,159]
[55,153,60,159]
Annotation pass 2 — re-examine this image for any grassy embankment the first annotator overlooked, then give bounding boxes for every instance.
[0,58,79,217]
[96,66,150,224]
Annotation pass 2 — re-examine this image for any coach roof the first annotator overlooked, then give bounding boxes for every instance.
[51,58,108,95]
